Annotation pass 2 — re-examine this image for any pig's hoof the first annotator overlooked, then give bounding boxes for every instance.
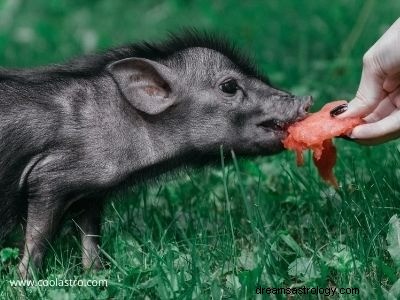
[82,256,103,271]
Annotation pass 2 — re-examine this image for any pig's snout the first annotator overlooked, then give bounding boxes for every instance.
[296,95,313,120]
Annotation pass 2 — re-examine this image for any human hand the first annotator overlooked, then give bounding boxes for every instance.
[330,18,400,144]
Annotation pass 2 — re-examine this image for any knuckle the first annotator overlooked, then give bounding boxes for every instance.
[354,90,373,108]
[362,48,386,76]
[362,50,375,67]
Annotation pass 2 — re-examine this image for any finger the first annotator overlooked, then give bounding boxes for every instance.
[336,67,385,119]
[352,130,400,145]
[390,86,400,108]
[374,18,400,75]
[363,96,395,123]
[350,109,400,139]
[383,72,400,93]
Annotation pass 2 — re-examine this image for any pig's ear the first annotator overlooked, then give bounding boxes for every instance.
[107,58,177,115]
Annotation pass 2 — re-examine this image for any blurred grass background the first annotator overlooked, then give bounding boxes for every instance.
[1,0,400,299]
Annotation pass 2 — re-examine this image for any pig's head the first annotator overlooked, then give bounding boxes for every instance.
[108,32,312,158]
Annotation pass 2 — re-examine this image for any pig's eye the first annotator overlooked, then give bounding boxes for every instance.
[219,79,239,95]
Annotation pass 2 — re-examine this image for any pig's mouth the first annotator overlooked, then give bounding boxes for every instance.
[257,119,289,132]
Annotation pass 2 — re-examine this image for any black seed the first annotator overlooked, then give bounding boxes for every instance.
[330,103,348,117]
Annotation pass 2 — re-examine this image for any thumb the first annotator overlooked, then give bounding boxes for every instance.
[337,66,386,118]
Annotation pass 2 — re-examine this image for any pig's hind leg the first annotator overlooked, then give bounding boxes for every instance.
[72,198,105,270]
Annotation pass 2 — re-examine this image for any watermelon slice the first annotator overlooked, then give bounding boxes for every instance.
[282,100,363,187]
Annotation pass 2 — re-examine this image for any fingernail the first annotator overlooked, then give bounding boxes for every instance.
[339,135,353,141]
[330,103,348,117]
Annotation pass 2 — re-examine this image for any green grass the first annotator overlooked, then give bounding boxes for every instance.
[1,0,400,299]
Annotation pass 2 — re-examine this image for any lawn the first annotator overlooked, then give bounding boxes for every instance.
[1,0,400,299]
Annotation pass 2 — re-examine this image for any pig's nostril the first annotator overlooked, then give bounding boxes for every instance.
[302,95,313,112]
[295,96,313,122]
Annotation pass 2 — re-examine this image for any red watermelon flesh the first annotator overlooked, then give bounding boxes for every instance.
[282,100,363,187]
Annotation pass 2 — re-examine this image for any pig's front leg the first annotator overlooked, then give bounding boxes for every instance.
[18,153,79,278]
[74,199,104,270]
[18,192,66,279]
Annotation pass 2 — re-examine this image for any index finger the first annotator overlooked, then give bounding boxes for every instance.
[336,67,386,118]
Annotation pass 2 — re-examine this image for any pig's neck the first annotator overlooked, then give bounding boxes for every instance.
[122,113,216,184]
[129,120,203,174]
